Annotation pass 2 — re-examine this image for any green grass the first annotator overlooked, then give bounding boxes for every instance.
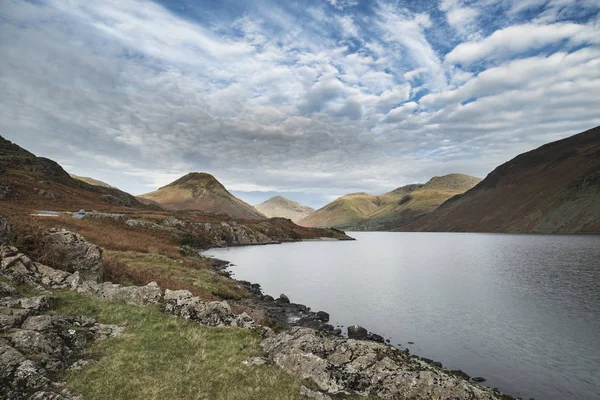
[52,291,310,400]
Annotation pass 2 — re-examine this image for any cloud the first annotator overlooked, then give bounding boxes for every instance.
[0,0,599,207]
[446,22,600,65]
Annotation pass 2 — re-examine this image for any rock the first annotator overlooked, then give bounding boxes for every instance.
[0,217,16,245]
[163,289,193,302]
[77,281,162,306]
[36,263,71,287]
[0,281,20,297]
[316,311,329,322]
[164,293,258,329]
[408,341,415,344]
[449,369,471,381]
[473,376,487,383]
[0,181,15,200]
[68,359,97,371]
[242,357,267,367]
[261,328,512,399]
[367,332,385,343]
[432,361,443,368]
[318,323,334,333]
[91,323,126,340]
[40,229,104,282]
[300,385,332,399]
[347,325,368,340]
[277,293,290,304]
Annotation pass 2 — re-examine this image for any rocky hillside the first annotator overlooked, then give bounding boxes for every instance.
[0,135,144,210]
[254,196,314,223]
[140,173,265,220]
[70,174,114,188]
[299,174,480,230]
[400,125,600,233]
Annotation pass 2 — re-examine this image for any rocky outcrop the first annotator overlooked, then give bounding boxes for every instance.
[0,281,123,400]
[261,327,513,399]
[163,289,269,332]
[100,194,131,207]
[33,187,61,200]
[40,229,104,282]
[0,217,15,245]
[0,245,74,289]
[76,281,162,306]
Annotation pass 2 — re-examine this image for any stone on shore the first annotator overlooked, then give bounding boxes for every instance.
[77,281,162,306]
[347,324,368,340]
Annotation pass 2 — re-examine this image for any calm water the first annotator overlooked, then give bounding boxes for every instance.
[206,232,600,400]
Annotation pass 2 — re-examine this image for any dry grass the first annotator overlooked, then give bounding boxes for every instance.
[7,214,182,259]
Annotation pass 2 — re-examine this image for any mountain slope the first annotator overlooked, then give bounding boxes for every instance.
[299,174,481,230]
[0,135,144,210]
[400,125,600,233]
[298,192,383,228]
[139,173,265,220]
[254,196,314,223]
[70,174,114,188]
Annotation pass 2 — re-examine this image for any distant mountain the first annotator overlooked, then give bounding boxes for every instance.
[299,174,481,230]
[139,172,265,220]
[254,196,315,223]
[399,125,600,233]
[0,135,143,210]
[70,174,114,188]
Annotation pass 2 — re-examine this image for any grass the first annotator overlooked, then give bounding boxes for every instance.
[51,291,312,400]
[104,250,249,300]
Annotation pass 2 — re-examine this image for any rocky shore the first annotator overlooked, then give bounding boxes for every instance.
[0,217,516,399]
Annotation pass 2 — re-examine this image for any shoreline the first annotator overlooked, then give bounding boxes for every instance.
[206,248,508,397]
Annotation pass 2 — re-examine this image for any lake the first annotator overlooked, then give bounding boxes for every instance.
[206,232,600,400]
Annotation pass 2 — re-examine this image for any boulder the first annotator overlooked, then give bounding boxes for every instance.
[347,325,368,340]
[77,281,162,306]
[316,311,329,322]
[0,217,15,245]
[40,229,104,282]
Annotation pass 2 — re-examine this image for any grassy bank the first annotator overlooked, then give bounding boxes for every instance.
[53,291,308,400]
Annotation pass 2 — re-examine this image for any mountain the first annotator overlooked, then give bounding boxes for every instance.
[139,172,265,220]
[254,196,314,223]
[70,174,114,188]
[299,174,481,230]
[298,192,383,228]
[0,135,143,210]
[399,125,600,233]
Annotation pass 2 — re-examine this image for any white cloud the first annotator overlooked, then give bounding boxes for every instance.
[446,22,600,65]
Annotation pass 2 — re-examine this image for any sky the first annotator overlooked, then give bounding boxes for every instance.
[1,0,599,209]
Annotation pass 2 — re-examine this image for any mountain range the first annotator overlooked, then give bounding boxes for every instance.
[254,196,314,223]
[2,124,599,233]
[299,174,481,230]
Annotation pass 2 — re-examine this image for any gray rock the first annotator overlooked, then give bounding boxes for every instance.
[261,327,511,399]
[300,385,332,399]
[347,325,368,340]
[40,229,104,283]
[0,280,20,297]
[316,311,329,322]
[33,187,61,200]
[163,289,193,302]
[0,217,16,245]
[277,293,290,304]
[77,281,162,306]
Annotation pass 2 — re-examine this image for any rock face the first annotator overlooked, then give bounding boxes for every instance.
[40,229,104,282]
[0,245,73,289]
[347,325,368,340]
[0,281,123,400]
[261,327,513,399]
